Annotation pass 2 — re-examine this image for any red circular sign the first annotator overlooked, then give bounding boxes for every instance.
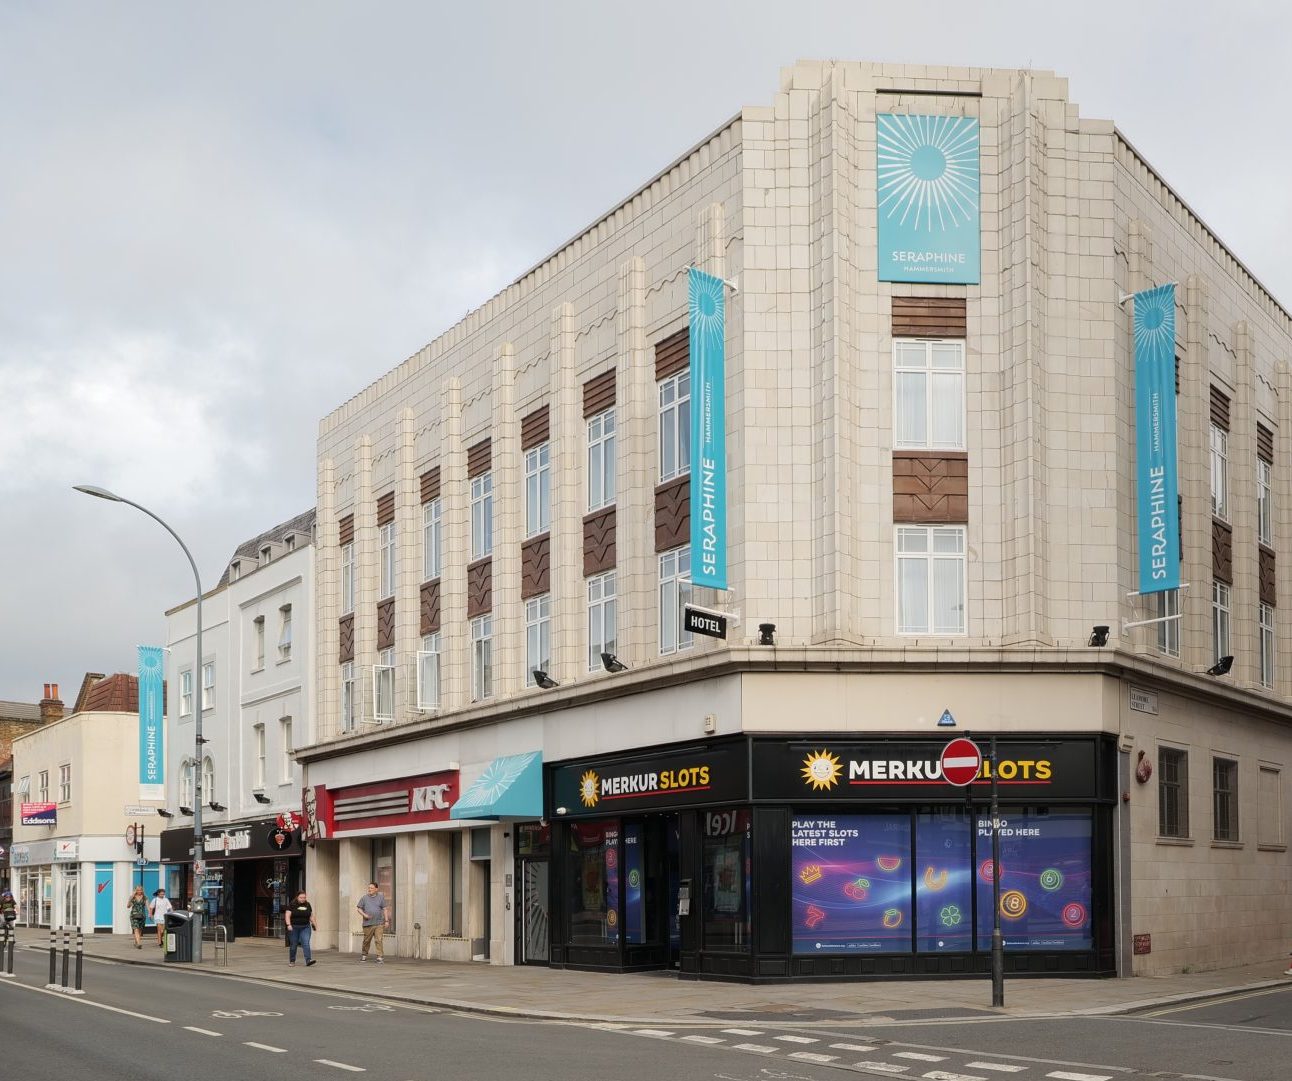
[940,738,983,787]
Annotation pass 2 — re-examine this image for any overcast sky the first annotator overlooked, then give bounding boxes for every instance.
[1,2,1288,704]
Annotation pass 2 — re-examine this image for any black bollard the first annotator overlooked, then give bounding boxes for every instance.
[74,931,84,992]
[60,926,70,989]
[48,926,56,986]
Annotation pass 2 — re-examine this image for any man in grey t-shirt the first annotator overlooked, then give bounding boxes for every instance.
[355,882,389,962]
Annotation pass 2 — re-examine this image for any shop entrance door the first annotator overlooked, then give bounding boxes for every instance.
[620,814,681,970]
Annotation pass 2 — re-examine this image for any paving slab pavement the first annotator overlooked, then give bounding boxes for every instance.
[45,933,1292,1025]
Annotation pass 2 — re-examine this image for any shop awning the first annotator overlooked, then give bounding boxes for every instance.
[450,751,543,820]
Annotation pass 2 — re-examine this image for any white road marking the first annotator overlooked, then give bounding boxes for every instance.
[630,1028,675,1037]
[850,1064,910,1075]
[244,1042,289,1053]
[732,1043,778,1053]
[721,1027,764,1035]
[895,1052,949,1062]
[923,1071,989,1081]
[315,1060,366,1072]
[681,1034,725,1044]
[183,1026,223,1037]
[774,1034,820,1044]
[789,1052,838,1063]
[966,1065,1028,1074]
[830,1041,878,1051]
[1046,1073,1113,1081]
[0,981,169,1023]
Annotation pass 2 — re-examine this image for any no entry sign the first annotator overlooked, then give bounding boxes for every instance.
[940,738,983,787]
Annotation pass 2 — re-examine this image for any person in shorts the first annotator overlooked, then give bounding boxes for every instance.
[149,888,173,948]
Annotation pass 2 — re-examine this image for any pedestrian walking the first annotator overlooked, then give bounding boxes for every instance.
[1,889,17,934]
[127,886,148,949]
[286,890,317,967]
[355,881,389,962]
[148,888,172,948]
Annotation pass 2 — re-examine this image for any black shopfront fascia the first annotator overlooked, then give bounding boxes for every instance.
[159,818,303,865]
[547,734,1118,982]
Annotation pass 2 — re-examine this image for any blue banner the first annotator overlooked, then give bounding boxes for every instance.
[689,267,728,590]
[877,113,980,284]
[1134,284,1180,593]
[138,645,165,798]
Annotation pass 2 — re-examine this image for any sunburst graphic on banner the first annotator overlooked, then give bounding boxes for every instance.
[801,749,842,791]
[877,114,979,233]
[1134,285,1175,356]
[456,752,538,812]
[578,770,600,808]
[688,268,725,341]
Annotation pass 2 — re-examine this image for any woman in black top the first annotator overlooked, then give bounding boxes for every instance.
[286,890,317,967]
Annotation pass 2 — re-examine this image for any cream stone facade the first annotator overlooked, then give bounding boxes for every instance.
[301,61,1292,980]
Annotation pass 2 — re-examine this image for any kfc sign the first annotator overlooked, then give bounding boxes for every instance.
[317,770,459,834]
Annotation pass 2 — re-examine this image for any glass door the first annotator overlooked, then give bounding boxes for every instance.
[520,860,550,963]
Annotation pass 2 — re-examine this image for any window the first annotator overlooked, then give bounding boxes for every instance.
[38,770,49,803]
[702,809,753,952]
[587,571,617,671]
[470,472,494,560]
[280,717,293,783]
[1155,589,1180,657]
[253,616,265,670]
[341,662,357,733]
[896,526,967,635]
[525,594,552,686]
[524,442,552,537]
[1258,766,1284,847]
[587,408,616,511]
[1213,757,1239,842]
[658,370,690,482]
[1260,603,1275,689]
[278,604,292,661]
[200,756,215,807]
[1258,457,1273,546]
[471,614,493,701]
[179,669,193,717]
[285,534,297,552]
[417,632,441,710]
[659,546,693,655]
[423,498,443,580]
[178,759,195,810]
[253,723,266,790]
[373,837,396,935]
[341,542,355,614]
[374,647,395,722]
[229,560,241,582]
[894,339,966,449]
[260,544,273,565]
[201,662,215,711]
[1158,746,1189,838]
[565,819,620,946]
[58,764,71,804]
[1212,581,1231,664]
[1210,423,1228,521]
[379,522,396,599]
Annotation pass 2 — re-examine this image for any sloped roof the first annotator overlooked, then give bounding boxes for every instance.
[0,700,40,722]
[217,507,316,587]
[80,673,138,713]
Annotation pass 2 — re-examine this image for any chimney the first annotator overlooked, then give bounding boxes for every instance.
[40,682,64,723]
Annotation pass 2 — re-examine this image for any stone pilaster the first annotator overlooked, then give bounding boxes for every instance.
[492,344,522,695]
[440,379,468,708]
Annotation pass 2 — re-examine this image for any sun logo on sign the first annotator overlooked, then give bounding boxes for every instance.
[877,113,979,234]
[578,770,600,809]
[801,750,842,791]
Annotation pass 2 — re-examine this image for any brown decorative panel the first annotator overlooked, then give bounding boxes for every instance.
[338,614,355,664]
[521,533,551,600]
[1260,547,1276,607]
[1212,519,1233,584]
[467,438,492,478]
[376,491,395,527]
[655,327,689,380]
[376,598,395,651]
[892,452,970,524]
[891,296,967,338]
[1258,424,1274,464]
[583,506,617,577]
[1210,386,1230,430]
[467,558,493,618]
[338,514,355,548]
[584,369,617,417]
[421,466,441,504]
[420,579,441,636]
[521,405,550,450]
[655,476,690,552]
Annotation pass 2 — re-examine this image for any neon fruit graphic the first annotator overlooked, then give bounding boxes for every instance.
[801,750,842,791]
[939,904,962,927]
[1062,902,1088,928]
[578,770,599,808]
[798,864,823,886]
[805,904,826,929]
[628,869,641,889]
[881,908,904,929]
[1000,890,1028,919]
[876,856,903,873]
[1039,868,1064,892]
[606,909,617,928]
[842,877,871,901]
[923,866,948,891]
[978,859,999,883]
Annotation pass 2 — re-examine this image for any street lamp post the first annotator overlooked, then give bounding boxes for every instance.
[74,485,206,962]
